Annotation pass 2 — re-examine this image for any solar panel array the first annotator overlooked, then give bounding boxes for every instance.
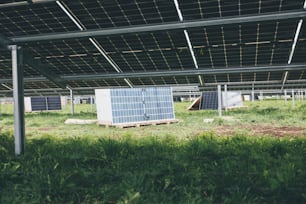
[0,0,305,96]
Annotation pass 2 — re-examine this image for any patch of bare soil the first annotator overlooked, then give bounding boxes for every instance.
[216,125,306,137]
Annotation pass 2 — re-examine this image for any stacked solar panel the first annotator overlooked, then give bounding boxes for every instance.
[96,87,175,125]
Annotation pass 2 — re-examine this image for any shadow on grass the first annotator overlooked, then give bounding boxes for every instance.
[0,132,305,203]
[1,111,96,119]
[25,111,96,118]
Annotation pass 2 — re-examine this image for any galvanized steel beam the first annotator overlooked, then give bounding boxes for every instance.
[10,10,306,43]
[10,45,25,155]
[0,34,12,48]
[0,0,57,8]
[0,64,305,83]
[60,64,306,80]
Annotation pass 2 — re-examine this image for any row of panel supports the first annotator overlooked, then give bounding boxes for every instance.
[251,89,305,109]
[8,43,305,155]
[218,85,305,118]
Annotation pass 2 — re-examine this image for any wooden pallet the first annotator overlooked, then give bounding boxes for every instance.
[99,119,179,129]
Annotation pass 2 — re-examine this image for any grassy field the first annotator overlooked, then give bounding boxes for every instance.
[1,100,305,139]
[0,100,305,203]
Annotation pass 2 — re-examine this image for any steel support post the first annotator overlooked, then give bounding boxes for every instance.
[66,86,74,115]
[224,84,228,112]
[251,86,255,102]
[260,91,263,100]
[292,89,295,108]
[11,45,25,155]
[217,85,222,117]
[90,95,93,112]
[284,89,287,103]
[70,89,74,115]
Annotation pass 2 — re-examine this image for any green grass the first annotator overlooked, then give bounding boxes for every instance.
[0,100,306,203]
[0,132,305,203]
[1,100,305,139]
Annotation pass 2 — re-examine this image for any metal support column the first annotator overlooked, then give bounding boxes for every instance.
[284,89,287,103]
[260,91,263,100]
[90,95,93,112]
[251,85,255,102]
[217,85,222,117]
[67,86,74,115]
[70,89,74,115]
[224,84,228,112]
[11,45,25,155]
[292,89,295,108]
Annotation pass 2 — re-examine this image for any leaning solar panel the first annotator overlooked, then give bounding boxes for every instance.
[46,96,62,111]
[95,87,175,125]
[24,96,62,112]
[200,92,218,110]
[30,97,47,111]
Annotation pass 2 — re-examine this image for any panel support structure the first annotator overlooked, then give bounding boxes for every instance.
[67,86,74,115]
[251,85,255,102]
[282,1,305,90]
[0,34,12,48]
[224,84,228,112]
[217,85,222,117]
[10,45,25,155]
[284,89,287,103]
[11,10,306,43]
[60,64,306,81]
[173,0,202,85]
[0,64,305,84]
[292,89,295,108]
[0,0,57,8]
[90,95,94,112]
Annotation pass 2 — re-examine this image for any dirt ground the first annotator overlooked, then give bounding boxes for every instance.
[216,125,306,137]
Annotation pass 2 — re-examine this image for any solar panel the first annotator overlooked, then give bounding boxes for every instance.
[24,96,62,112]
[200,91,218,110]
[95,87,175,125]
[30,97,47,111]
[46,96,62,110]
